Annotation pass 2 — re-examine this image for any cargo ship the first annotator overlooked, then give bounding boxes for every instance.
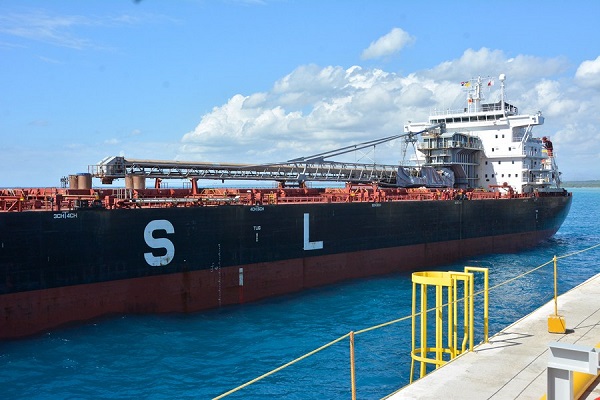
[0,75,571,339]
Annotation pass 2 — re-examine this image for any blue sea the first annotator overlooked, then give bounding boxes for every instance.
[1,188,599,399]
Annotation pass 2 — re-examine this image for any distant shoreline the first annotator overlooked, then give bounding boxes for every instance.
[562,181,600,188]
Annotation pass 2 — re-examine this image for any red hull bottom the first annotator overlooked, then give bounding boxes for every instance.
[0,229,555,339]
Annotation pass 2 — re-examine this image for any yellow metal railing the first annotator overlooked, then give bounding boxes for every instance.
[212,242,600,399]
[409,267,489,382]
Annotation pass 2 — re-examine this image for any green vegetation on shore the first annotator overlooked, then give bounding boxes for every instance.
[562,180,600,188]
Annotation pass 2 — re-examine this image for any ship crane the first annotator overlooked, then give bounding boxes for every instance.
[399,122,444,165]
[90,124,443,186]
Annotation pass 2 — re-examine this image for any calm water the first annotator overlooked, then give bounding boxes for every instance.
[1,188,599,399]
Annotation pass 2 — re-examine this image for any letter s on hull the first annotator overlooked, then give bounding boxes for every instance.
[144,220,175,266]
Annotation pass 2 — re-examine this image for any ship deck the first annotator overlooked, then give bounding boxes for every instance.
[387,272,600,399]
[0,185,568,213]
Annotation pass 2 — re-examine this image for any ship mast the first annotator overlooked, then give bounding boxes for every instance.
[466,76,487,113]
[472,76,482,112]
[499,73,506,116]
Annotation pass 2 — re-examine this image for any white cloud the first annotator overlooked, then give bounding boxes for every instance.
[525,80,578,118]
[180,48,600,180]
[29,119,50,127]
[361,28,415,60]
[0,11,94,49]
[426,48,568,85]
[181,66,414,163]
[0,10,172,50]
[38,55,62,64]
[575,56,600,89]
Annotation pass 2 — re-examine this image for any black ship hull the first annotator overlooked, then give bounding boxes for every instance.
[0,194,571,339]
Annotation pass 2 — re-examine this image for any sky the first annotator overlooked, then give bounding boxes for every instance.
[1,0,600,187]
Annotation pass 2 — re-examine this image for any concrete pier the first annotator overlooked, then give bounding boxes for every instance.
[387,273,600,399]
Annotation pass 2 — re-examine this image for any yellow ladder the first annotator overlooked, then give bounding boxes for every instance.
[410,267,489,382]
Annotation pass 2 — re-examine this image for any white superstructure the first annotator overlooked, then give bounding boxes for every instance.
[405,74,561,194]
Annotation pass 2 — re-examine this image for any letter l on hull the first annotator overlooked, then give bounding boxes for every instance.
[303,213,323,250]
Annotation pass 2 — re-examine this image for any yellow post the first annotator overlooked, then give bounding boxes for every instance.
[468,273,474,351]
[447,284,455,358]
[547,255,566,333]
[350,331,356,400]
[482,269,489,342]
[453,276,458,355]
[553,255,558,316]
[465,267,489,343]
[410,281,416,383]
[436,284,442,368]
[420,282,427,378]
[461,276,469,353]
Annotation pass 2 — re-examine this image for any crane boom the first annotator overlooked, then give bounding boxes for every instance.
[89,124,444,185]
